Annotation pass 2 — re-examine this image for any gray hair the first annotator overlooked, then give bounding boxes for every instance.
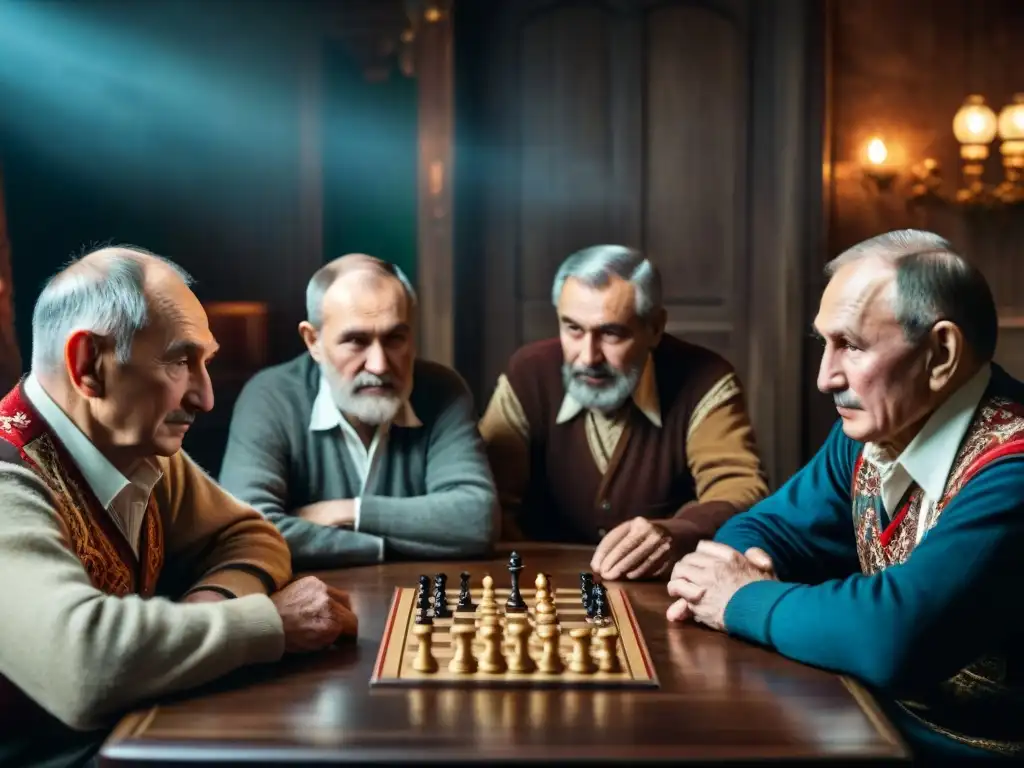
[825,229,998,361]
[551,245,662,319]
[30,246,193,373]
[305,255,417,329]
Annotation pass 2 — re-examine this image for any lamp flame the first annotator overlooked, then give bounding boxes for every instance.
[867,138,888,165]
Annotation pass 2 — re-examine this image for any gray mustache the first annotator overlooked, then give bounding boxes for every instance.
[165,411,195,425]
[573,363,614,380]
[353,372,396,391]
[833,391,862,409]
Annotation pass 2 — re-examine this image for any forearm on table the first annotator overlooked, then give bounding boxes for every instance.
[0,465,284,731]
[357,488,497,557]
[266,510,385,569]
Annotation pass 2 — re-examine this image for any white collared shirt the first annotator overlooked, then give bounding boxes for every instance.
[307,376,422,529]
[23,374,163,557]
[861,364,992,545]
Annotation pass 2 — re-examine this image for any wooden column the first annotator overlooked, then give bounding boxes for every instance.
[0,168,21,389]
[415,4,455,366]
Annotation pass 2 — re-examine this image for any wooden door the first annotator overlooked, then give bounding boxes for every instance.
[454,0,825,484]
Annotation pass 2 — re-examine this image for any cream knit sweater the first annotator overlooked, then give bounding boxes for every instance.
[0,448,291,734]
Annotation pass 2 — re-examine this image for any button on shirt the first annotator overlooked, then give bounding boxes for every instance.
[307,375,422,534]
[23,374,164,557]
[861,364,992,545]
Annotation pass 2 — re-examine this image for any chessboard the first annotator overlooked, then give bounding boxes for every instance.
[370,570,659,689]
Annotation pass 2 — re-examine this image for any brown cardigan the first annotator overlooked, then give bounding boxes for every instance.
[479,334,768,551]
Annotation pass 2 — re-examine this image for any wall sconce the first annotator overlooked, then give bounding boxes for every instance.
[862,137,897,191]
[909,93,1024,208]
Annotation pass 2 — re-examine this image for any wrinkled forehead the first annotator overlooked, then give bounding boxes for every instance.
[322,271,412,329]
[142,280,217,354]
[815,259,899,336]
[557,275,639,327]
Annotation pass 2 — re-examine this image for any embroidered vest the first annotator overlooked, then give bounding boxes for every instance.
[852,394,1024,755]
[0,381,165,735]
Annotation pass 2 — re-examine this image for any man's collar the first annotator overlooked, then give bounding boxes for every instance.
[23,374,163,508]
[556,353,662,427]
[309,375,423,433]
[869,364,992,499]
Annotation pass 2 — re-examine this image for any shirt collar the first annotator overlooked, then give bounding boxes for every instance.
[23,374,163,509]
[867,364,992,499]
[556,353,662,427]
[309,375,423,432]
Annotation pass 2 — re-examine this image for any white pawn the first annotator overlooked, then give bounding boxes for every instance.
[479,574,498,617]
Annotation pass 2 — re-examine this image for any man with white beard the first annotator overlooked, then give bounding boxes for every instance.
[220,254,498,568]
[479,245,768,581]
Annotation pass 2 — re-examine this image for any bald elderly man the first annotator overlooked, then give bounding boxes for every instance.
[0,246,356,767]
[219,254,498,568]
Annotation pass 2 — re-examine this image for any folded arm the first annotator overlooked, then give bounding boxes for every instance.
[0,462,284,731]
[218,376,387,569]
[357,378,498,558]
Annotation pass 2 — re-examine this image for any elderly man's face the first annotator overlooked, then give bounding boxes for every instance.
[95,270,218,459]
[308,272,414,426]
[813,257,933,449]
[557,275,661,413]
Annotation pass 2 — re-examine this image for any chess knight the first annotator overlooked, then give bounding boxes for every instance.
[480,245,768,581]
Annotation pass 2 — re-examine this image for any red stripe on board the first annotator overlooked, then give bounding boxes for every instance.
[372,586,404,679]
[616,590,654,680]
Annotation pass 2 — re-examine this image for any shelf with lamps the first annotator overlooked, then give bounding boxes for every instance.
[909,94,1024,209]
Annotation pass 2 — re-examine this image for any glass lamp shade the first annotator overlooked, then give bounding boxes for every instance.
[952,95,998,145]
[998,94,1024,141]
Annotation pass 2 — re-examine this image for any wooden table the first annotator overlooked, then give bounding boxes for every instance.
[100,544,909,764]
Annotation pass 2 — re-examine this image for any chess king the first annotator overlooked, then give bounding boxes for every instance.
[480,245,768,580]
[0,246,356,766]
[668,230,1024,760]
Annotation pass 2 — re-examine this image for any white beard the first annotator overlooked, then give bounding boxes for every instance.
[320,362,408,426]
[561,360,641,413]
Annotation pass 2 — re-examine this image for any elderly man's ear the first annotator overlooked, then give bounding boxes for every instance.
[64,330,105,398]
[926,320,966,393]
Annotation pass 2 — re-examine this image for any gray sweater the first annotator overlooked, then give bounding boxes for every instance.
[219,354,498,569]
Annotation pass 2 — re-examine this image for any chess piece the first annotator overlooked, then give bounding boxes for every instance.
[580,572,594,613]
[448,623,477,673]
[568,627,596,674]
[417,575,432,618]
[478,615,507,674]
[534,573,556,628]
[536,624,563,673]
[505,551,527,612]
[456,571,475,612]
[591,585,609,624]
[595,625,621,673]
[433,573,451,618]
[412,622,438,672]
[415,596,433,626]
[505,615,535,673]
[479,574,498,616]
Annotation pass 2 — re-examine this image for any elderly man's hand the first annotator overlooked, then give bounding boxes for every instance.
[591,517,675,581]
[295,500,356,528]
[665,541,777,630]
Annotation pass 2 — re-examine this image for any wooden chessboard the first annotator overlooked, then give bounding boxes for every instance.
[370,585,659,689]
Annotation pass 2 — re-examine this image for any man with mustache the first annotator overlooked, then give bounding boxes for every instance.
[667,229,1024,759]
[479,245,768,580]
[0,246,357,767]
[219,254,497,567]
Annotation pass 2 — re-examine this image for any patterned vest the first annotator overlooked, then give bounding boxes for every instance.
[852,393,1024,755]
[0,381,165,734]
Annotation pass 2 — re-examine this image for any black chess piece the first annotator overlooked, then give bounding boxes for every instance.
[456,571,475,611]
[580,572,594,614]
[506,551,527,612]
[591,584,608,623]
[433,573,451,618]
[416,575,433,623]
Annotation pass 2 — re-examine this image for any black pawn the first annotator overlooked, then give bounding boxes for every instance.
[506,551,527,611]
[456,571,475,611]
[433,573,451,618]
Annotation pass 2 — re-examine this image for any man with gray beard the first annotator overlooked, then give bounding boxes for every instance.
[219,254,498,568]
[479,245,768,581]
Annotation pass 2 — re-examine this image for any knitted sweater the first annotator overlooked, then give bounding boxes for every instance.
[0,383,290,766]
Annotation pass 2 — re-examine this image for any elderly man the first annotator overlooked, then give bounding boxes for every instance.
[667,230,1024,759]
[0,246,357,767]
[479,245,768,581]
[219,254,497,568]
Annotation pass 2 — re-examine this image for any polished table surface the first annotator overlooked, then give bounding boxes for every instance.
[100,544,909,764]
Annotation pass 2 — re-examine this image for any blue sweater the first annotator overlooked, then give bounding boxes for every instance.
[714,418,1024,759]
